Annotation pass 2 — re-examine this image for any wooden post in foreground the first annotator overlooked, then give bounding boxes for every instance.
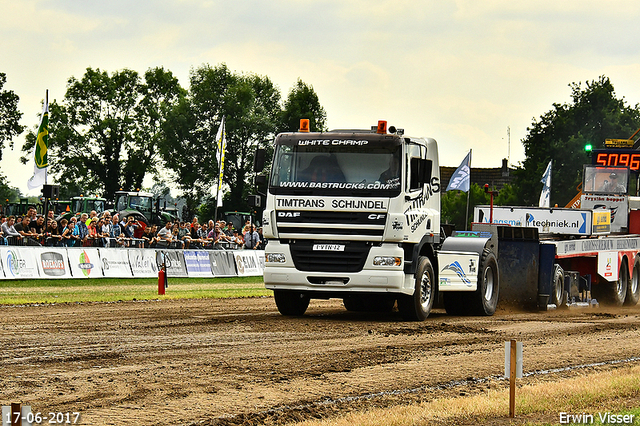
[509,339,517,418]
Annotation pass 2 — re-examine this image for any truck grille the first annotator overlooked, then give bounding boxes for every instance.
[276,211,385,240]
[289,240,371,273]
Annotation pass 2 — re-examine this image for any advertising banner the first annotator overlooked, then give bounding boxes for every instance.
[210,250,237,277]
[156,250,188,277]
[474,206,593,236]
[36,248,72,279]
[0,247,39,279]
[98,248,133,278]
[233,250,264,277]
[184,250,213,277]
[128,249,158,277]
[67,248,102,278]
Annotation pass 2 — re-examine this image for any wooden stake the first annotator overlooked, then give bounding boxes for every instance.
[509,339,516,418]
[10,403,20,426]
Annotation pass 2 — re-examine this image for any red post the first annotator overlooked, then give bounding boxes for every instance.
[158,266,165,296]
[484,184,498,223]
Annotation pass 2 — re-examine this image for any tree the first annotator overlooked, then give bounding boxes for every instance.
[21,67,184,199]
[0,72,24,161]
[441,184,489,230]
[441,183,518,230]
[513,76,640,207]
[277,79,327,133]
[160,63,282,216]
[0,172,22,204]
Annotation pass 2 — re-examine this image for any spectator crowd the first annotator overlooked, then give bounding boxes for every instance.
[0,207,265,250]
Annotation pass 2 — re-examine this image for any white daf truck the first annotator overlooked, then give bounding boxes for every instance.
[261,121,501,320]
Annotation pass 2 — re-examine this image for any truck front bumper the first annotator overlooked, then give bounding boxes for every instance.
[263,241,413,296]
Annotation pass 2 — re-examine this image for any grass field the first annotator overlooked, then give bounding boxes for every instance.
[294,365,640,426]
[0,276,269,304]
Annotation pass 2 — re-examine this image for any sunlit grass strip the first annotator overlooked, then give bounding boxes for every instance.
[292,365,640,426]
[0,276,270,304]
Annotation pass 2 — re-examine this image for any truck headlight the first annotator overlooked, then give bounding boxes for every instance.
[373,256,402,267]
[266,253,286,263]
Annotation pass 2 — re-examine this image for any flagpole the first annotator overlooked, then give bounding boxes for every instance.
[465,149,472,230]
[44,89,48,185]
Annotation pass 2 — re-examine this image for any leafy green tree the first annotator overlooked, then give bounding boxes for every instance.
[21,67,184,200]
[0,72,24,161]
[513,76,640,207]
[441,184,489,230]
[160,63,281,217]
[0,172,22,204]
[277,79,327,133]
[441,183,518,230]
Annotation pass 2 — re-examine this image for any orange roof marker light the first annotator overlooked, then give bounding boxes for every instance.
[377,120,387,134]
[299,119,310,132]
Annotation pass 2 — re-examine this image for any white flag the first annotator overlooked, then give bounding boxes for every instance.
[539,160,552,208]
[446,150,472,192]
[27,92,49,190]
[215,117,226,207]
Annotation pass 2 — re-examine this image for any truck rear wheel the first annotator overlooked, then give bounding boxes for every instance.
[273,290,310,316]
[398,256,435,321]
[603,258,628,306]
[469,250,499,316]
[624,256,640,306]
[552,265,567,307]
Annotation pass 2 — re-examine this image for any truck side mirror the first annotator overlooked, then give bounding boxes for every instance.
[410,158,432,190]
[254,148,266,173]
[255,175,267,186]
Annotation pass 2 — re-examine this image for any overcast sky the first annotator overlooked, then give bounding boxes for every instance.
[3,0,640,195]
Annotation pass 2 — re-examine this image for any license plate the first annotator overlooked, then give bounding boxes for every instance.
[313,244,345,251]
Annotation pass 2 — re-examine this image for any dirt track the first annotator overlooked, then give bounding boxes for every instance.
[0,296,639,426]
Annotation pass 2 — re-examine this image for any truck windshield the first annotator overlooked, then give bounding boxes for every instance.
[583,165,629,195]
[269,140,402,196]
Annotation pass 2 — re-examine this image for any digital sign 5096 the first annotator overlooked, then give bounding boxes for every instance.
[593,150,640,171]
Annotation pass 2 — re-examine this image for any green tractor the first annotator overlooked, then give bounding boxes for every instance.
[55,196,107,222]
[113,190,178,227]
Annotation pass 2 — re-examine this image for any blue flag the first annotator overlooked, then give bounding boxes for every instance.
[446,150,472,192]
[539,160,552,207]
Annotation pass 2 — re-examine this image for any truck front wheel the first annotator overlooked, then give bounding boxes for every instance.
[273,290,310,316]
[398,256,435,321]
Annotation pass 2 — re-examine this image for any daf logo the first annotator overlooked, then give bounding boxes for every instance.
[278,211,301,218]
[368,214,385,220]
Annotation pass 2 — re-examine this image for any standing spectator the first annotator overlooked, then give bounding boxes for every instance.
[156,222,175,247]
[257,227,266,249]
[76,213,89,245]
[61,221,80,247]
[141,225,158,248]
[86,210,98,227]
[84,218,98,247]
[94,218,106,247]
[244,225,261,250]
[177,222,191,249]
[31,215,47,243]
[15,216,40,245]
[108,215,125,247]
[208,223,226,249]
[2,216,20,245]
[232,229,243,248]
[45,219,62,246]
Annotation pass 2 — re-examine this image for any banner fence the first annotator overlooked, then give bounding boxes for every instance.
[0,247,265,280]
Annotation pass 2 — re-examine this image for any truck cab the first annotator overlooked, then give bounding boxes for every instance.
[263,122,444,319]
